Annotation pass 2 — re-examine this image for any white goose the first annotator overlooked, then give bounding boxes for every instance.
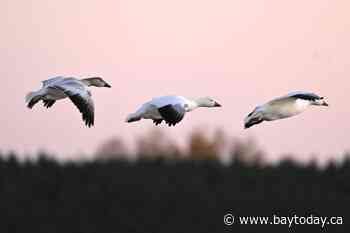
[126,96,221,126]
[25,76,111,127]
[244,91,329,129]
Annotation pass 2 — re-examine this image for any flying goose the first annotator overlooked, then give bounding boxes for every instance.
[25,76,111,127]
[126,96,221,126]
[244,91,329,129]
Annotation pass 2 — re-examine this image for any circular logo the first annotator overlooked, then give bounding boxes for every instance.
[224,214,234,226]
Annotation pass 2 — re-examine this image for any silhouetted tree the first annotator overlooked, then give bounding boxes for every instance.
[230,137,265,166]
[136,129,183,159]
[95,137,129,160]
[187,128,221,160]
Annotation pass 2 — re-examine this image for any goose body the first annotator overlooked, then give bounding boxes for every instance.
[126,95,221,126]
[244,91,329,129]
[25,76,111,127]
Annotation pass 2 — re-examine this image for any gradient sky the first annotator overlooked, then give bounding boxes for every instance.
[1,0,349,162]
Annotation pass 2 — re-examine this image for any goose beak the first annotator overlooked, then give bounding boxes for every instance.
[322,102,329,107]
[104,83,112,88]
[214,102,222,107]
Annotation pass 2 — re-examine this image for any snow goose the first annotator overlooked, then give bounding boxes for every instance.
[25,76,111,127]
[244,91,329,129]
[126,96,221,126]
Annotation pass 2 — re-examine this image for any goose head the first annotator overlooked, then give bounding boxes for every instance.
[82,77,111,88]
[311,96,329,107]
[195,97,221,108]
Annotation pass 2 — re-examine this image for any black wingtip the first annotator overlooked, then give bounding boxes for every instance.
[43,100,56,108]
[153,119,163,126]
[214,102,222,107]
[244,118,263,129]
[67,94,94,129]
[158,104,185,127]
[84,116,94,128]
[27,97,41,109]
[85,120,94,128]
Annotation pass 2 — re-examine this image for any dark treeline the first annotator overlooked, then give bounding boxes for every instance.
[95,128,265,163]
[0,153,350,233]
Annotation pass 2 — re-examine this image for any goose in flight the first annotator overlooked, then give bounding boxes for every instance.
[25,76,111,127]
[244,91,329,129]
[126,96,221,126]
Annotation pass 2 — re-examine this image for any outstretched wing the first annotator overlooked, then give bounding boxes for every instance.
[288,91,322,101]
[158,104,186,126]
[42,76,66,87]
[53,81,95,127]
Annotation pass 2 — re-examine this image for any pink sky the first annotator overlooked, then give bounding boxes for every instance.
[0,0,349,162]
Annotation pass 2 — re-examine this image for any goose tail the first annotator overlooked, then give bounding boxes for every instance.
[126,113,141,123]
[25,91,42,109]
